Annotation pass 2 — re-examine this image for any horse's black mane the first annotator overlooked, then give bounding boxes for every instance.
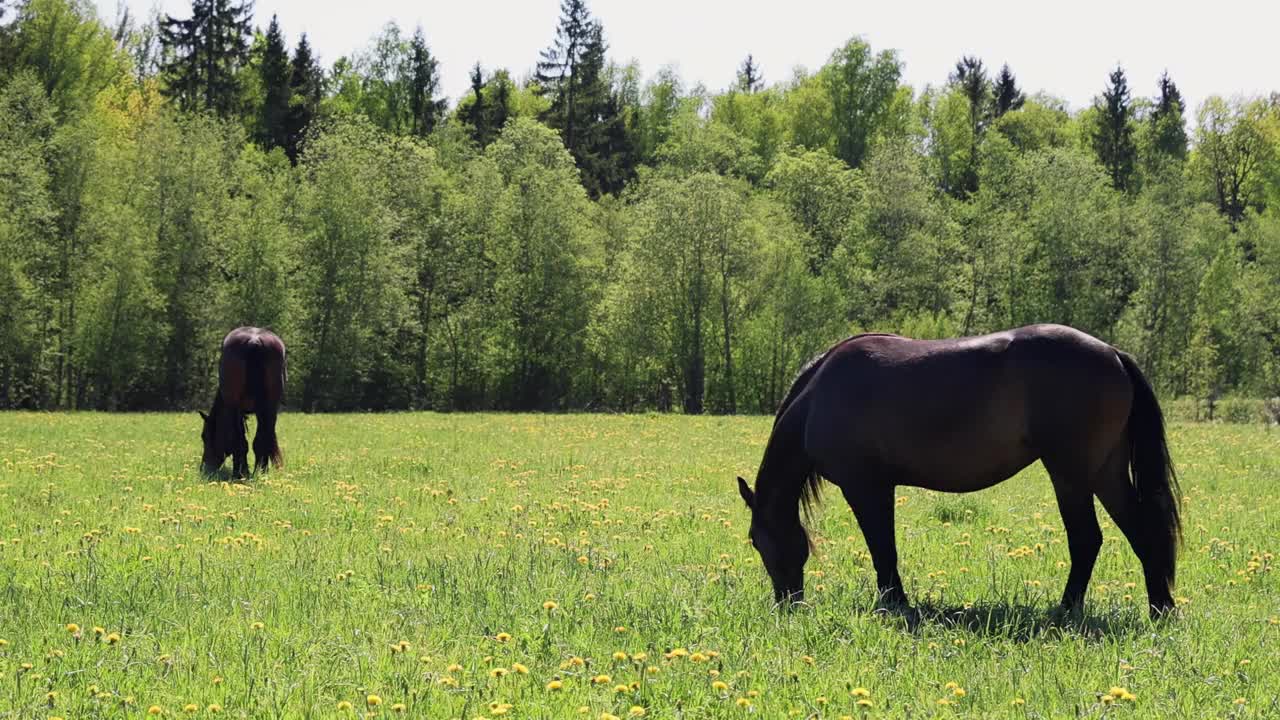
[772,333,901,521]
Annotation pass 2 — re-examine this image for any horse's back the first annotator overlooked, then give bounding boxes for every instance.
[219,327,286,412]
[801,324,1131,490]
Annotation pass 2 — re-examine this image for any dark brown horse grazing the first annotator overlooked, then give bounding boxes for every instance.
[200,327,287,478]
[737,324,1181,618]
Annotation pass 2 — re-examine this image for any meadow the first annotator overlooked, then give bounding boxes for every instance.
[0,412,1277,719]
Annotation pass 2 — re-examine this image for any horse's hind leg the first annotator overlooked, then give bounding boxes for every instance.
[1045,460,1103,612]
[1092,447,1176,615]
[253,410,278,473]
[231,412,250,479]
[837,478,908,607]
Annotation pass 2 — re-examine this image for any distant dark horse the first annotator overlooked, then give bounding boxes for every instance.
[200,327,287,478]
[737,324,1181,617]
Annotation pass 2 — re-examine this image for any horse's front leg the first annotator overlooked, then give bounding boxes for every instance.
[839,479,908,607]
[231,412,250,479]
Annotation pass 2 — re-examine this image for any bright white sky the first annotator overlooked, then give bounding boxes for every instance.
[98,0,1277,117]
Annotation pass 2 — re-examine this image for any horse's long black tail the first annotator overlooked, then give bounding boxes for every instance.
[1118,351,1181,592]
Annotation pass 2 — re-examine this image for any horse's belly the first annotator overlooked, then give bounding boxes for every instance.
[897,451,1038,493]
[886,429,1038,493]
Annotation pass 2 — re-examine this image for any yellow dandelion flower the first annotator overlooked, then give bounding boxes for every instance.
[1234,698,1247,706]
[601,714,620,720]
[93,627,105,637]
[952,687,966,698]
[207,705,222,714]
[665,648,688,659]
[1101,695,1115,705]
[936,699,953,706]
[816,696,829,705]
[512,662,529,674]
[614,684,629,693]
[629,707,646,717]
[712,681,729,691]
[106,632,121,644]
[250,622,264,631]
[613,651,628,661]
[183,704,198,713]
[212,676,223,685]
[1011,698,1025,706]
[851,687,870,698]
[800,655,814,665]
[448,663,464,673]
[65,623,80,634]
[495,633,512,643]
[337,701,353,711]
[614,626,628,633]
[148,706,163,715]
[546,680,563,691]
[856,699,873,708]
[592,674,612,684]
[366,695,382,707]
[584,593,596,601]
[543,600,559,611]
[735,698,751,708]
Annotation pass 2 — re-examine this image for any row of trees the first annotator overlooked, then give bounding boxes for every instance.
[2,0,1279,412]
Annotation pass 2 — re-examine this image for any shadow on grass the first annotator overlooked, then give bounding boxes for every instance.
[872,601,1154,641]
[200,466,253,484]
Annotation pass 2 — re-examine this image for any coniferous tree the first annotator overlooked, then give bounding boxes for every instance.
[737,54,763,93]
[283,32,322,163]
[536,3,631,196]
[1150,71,1188,162]
[159,0,253,117]
[1092,65,1137,192]
[256,15,291,151]
[949,55,992,197]
[536,0,593,153]
[408,27,445,137]
[460,62,487,143]
[489,70,511,138]
[992,63,1024,117]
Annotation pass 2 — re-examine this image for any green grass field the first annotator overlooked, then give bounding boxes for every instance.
[1,413,1277,719]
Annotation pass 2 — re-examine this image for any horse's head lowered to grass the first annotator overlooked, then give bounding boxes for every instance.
[738,475,810,604]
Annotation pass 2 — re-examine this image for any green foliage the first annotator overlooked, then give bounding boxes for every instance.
[824,36,902,168]
[5,3,1280,412]
[294,115,405,410]
[6,0,128,117]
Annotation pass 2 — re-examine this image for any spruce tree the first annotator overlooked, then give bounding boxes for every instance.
[949,55,992,198]
[461,63,487,143]
[160,0,253,117]
[283,32,323,163]
[992,63,1024,117]
[536,2,632,196]
[408,27,445,137]
[1092,65,1137,192]
[257,15,291,151]
[737,54,763,93]
[536,0,594,153]
[1150,71,1188,162]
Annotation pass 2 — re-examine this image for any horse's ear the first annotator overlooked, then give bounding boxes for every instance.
[737,476,754,509]
[198,411,208,421]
